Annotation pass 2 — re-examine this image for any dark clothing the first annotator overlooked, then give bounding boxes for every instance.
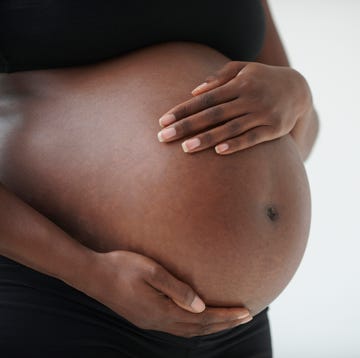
[0,0,265,73]
[0,254,272,357]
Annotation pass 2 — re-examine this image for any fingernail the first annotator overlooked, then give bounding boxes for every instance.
[191,82,209,94]
[182,138,201,152]
[190,296,206,312]
[157,127,176,142]
[240,315,253,324]
[159,113,176,127]
[237,311,251,319]
[215,143,229,154]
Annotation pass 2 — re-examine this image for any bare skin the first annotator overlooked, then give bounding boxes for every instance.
[0,0,318,338]
[156,0,319,161]
[0,40,311,316]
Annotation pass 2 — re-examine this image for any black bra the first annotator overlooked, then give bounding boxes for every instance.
[0,0,265,73]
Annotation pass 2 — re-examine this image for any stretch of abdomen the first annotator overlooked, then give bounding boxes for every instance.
[0,41,311,316]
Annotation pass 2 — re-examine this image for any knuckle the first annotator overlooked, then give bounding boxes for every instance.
[245,78,257,93]
[225,119,243,135]
[247,62,262,73]
[198,92,215,108]
[238,75,250,89]
[218,61,240,78]
[229,61,243,77]
[174,103,191,119]
[226,60,240,71]
[205,105,224,123]
[268,109,278,120]
[199,130,215,145]
[247,130,258,143]
[269,125,278,136]
[177,118,193,136]
[275,117,285,132]
[274,120,284,132]
[267,111,281,130]
[239,75,257,93]
[148,263,165,282]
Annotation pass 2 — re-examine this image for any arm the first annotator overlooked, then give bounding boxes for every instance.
[157,1,319,160]
[0,182,252,335]
[0,182,97,292]
[256,0,319,161]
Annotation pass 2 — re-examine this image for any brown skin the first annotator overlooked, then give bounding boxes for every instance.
[90,251,253,337]
[0,43,310,315]
[0,53,255,338]
[0,183,251,338]
[0,1,317,338]
[157,0,319,162]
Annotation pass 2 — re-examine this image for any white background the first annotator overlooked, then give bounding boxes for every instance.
[267,1,360,357]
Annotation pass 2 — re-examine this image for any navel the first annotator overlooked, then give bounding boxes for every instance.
[266,205,279,222]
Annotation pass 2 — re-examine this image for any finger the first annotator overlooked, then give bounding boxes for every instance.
[170,303,251,325]
[158,82,237,128]
[129,288,251,334]
[180,114,263,153]
[150,290,251,325]
[144,263,206,313]
[214,126,276,155]
[191,61,249,96]
[171,315,253,338]
[159,98,252,143]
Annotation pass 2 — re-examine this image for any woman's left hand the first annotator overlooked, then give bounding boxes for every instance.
[157,61,312,155]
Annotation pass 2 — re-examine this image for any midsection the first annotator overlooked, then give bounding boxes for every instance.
[0,41,311,316]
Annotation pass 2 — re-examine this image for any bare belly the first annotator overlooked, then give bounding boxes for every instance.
[0,41,311,316]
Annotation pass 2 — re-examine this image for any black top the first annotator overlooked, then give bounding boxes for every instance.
[0,0,265,73]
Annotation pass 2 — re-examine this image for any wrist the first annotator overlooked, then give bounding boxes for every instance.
[71,250,123,300]
[61,245,101,294]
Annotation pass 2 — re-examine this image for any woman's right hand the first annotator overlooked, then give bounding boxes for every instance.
[84,250,252,338]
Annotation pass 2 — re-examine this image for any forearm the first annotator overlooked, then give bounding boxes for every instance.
[256,1,319,161]
[0,183,97,292]
[257,0,289,66]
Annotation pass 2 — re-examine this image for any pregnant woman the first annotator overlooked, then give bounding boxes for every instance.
[0,1,319,357]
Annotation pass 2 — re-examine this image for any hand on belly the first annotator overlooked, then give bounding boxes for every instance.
[0,41,311,317]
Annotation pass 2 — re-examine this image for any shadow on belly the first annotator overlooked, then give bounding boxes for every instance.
[0,41,311,316]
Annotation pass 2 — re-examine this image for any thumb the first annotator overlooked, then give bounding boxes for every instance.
[191,61,248,96]
[145,264,206,313]
[172,296,206,313]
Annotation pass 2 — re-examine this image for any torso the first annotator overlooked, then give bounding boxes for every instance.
[0,41,311,316]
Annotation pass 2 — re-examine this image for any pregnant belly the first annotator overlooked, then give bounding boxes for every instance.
[0,41,311,316]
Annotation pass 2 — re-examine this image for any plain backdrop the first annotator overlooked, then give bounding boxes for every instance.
[266,1,360,357]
